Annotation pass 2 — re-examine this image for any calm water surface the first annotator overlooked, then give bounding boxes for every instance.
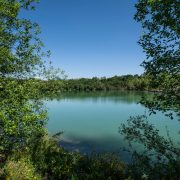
[45,91,179,161]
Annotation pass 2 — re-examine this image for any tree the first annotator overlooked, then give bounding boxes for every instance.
[135,0,180,117]
[0,0,49,162]
[120,0,180,178]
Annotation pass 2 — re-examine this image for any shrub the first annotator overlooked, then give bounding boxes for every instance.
[4,156,41,180]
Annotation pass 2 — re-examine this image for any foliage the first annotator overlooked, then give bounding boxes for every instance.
[2,133,128,179]
[36,75,152,95]
[3,155,41,180]
[0,0,49,163]
[29,135,127,180]
[120,0,180,179]
[120,115,180,179]
[135,0,180,118]
[0,80,47,163]
[64,75,151,92]
[74,153,126,180]
[29,135,80,179]
[0,0,46,78]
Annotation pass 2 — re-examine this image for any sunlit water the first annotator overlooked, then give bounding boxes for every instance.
[45,91,179,162]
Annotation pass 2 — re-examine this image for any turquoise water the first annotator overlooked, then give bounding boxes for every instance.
[46,91,179,161]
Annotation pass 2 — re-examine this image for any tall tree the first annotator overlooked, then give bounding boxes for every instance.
[0,0,49,161]
[120,0,180,178]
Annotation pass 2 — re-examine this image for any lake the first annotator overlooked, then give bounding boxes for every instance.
[45,91,179,162]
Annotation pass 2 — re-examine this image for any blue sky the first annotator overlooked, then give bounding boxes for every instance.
[25,0,145,78]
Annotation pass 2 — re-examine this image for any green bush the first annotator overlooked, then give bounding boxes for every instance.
[30,135,127,179]
[4,156,41,180]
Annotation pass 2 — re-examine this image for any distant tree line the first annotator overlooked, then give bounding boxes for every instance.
[37,74,155,94]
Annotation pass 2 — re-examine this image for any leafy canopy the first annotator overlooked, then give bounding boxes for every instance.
[120,1,180,178]
[0,0,49,161]
[135,0,180,117]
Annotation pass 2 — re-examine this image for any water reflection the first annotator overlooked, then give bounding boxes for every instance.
[59,134,132,162]
[45,91,151,105]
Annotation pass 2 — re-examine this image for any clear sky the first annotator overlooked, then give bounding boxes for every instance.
[25,0,145,78]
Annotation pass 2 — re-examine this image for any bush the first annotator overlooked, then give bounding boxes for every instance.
[4,156,41,180]
[0,135,127,179]
[30,135,127,179]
